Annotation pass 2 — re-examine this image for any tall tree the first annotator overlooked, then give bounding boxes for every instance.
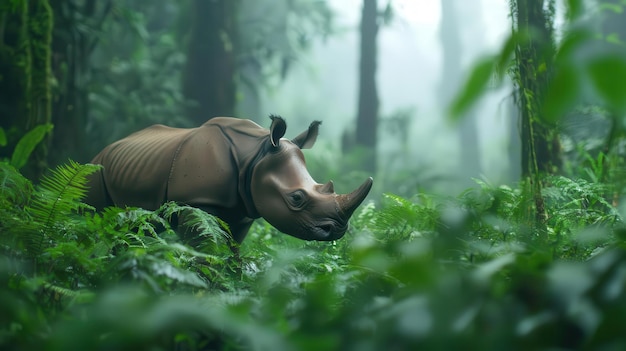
[438,0,481,186]
[354,0,379,174]
[512,0,561,178]
[511,0,561,228]
[182,0,238,125]
[0,0,53,179]
[48,0,112,164]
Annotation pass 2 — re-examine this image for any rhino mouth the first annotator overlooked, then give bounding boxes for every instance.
[312,220,349,241]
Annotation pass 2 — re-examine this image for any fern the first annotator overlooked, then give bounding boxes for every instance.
[372,193,441,241]
[28,160,101,229]
[41,282,95,306]
[0,161,33,209]
[0,163,34,256]
[20,161,101,259]
[544,175,620,227]
[83,202,238,292]
[158,202,234,253]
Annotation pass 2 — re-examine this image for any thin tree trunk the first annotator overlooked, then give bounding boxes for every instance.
[512,0,561,231]
[355,0,379,174]
[439,0,481,186]
[514,0,560,178]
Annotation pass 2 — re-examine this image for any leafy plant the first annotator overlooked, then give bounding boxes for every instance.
[0,124,54,170]
[1,156,626,350]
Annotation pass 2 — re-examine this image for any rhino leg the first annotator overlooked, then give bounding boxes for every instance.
[228,218,254,243]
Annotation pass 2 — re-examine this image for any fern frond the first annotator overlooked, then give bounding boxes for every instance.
[28,160,101,229]
[23,161,101,257]
[185,209,232,243]
[158,202,232,244]
[0,162,35,254]
[148,259,208,288]
[41,282,95,306]
[372,193,440,239]
[0,162,33,209]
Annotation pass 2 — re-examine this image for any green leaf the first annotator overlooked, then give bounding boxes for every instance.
[599,3,624,14]
[565,0,583,20]
[587,55,626,114]
[541,63,579,123]
[495,33,518,77]
[449,57,495,120]
[10,123,54,170]
[0,127,6,147]
[556,29,591,62]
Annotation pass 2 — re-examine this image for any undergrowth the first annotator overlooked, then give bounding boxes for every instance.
[1,160,626,350]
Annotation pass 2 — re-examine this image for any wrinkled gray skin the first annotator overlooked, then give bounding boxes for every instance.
[85,116,373,243]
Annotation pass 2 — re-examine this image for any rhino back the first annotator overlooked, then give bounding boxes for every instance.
[90,117,267,216]
[167,123,240,209]
[94,125,192,210]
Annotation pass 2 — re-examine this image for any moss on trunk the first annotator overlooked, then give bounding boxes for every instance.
[0,0,53,179]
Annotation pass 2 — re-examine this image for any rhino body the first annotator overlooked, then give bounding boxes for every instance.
[86,116,372,243]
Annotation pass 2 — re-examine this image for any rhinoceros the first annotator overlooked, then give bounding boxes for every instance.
[85,115,373,243]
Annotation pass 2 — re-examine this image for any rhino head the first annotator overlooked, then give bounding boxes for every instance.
[250,116,373,241]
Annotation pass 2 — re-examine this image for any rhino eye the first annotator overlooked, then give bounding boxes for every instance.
[288,190,308,208]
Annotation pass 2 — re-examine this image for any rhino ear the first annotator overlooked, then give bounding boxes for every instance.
[269,114,287,147]
[292,121,321,149]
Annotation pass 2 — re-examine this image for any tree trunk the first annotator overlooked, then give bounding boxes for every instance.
[0,0,53,179]
[354,0,379,174]
[439,0,481,186]
[182,0,238,125]
[512,0,561,231]
[48,0,111,165]
[514,0,561,178]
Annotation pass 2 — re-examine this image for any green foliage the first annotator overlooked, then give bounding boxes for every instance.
[0,162,33,208]
[452,0,626,123]
[449,57,496,120]
[86,2,191,151]
[1,123,53,170]
[587,55,626,114]
[2,158,626,349]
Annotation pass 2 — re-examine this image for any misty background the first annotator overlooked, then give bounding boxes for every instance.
[250,0,513,195]
[1,0,617,199]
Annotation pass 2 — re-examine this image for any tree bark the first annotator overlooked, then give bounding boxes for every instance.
[355,0,379,174]
[512,0,561,230]
[48,0,107,165]
[514,0,560,178]
[0,0,53,179]
[182,0,238,125]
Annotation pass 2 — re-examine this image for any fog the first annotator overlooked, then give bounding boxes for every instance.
[256,0,516,195]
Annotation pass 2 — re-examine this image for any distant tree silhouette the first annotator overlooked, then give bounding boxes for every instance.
[438,0,481,186]
[354,0,379,174]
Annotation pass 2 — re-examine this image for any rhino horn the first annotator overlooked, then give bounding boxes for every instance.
[337,177,373,220]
